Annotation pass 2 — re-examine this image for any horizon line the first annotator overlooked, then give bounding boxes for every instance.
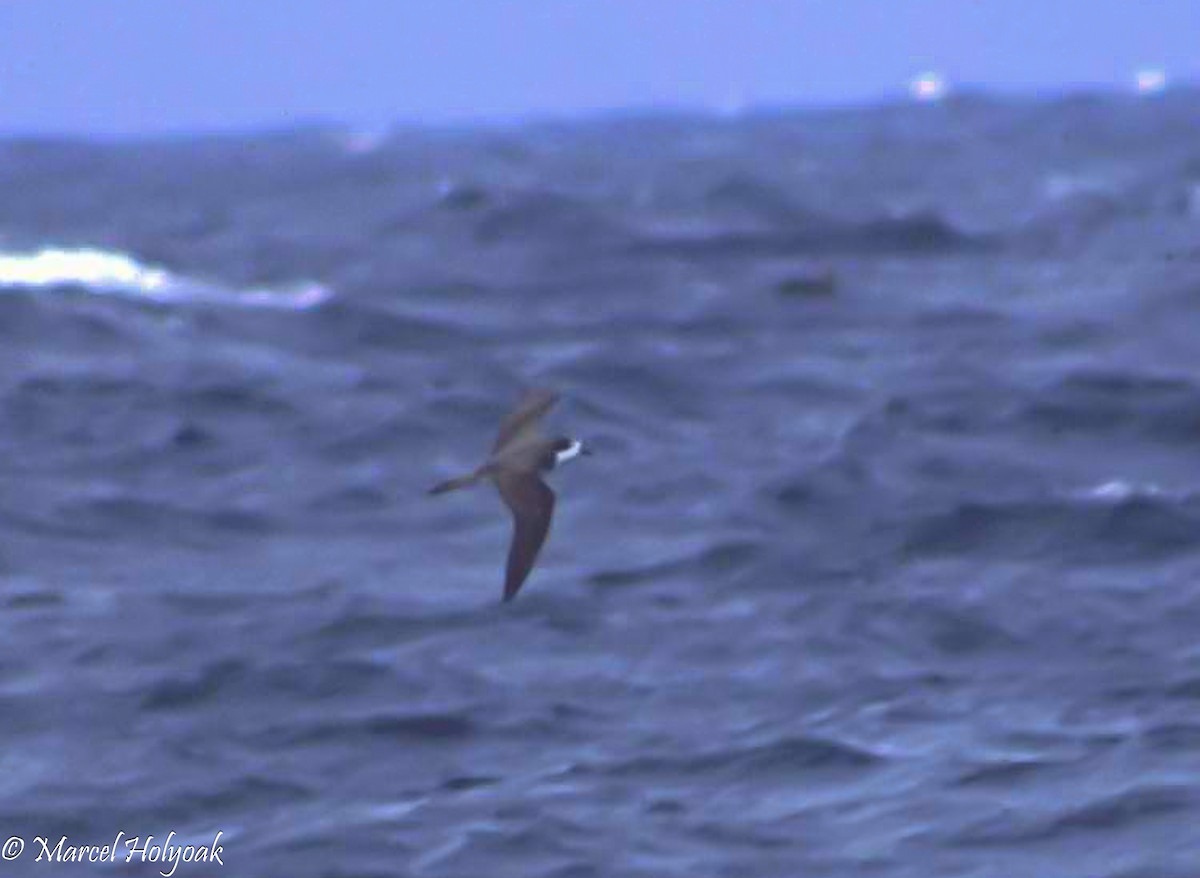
[2,79,1195,144]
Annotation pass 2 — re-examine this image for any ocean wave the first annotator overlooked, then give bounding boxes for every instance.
[472,190,629,246]
[949,783,1195,846]
[264,710,480,747]
[630,207,983,257]
[1073,480,1188,503]
[1023,370,1200,444]
[902,491,1200,563]
[3,97,1200,878]
[572,733,880,780]
[586,539,763,590]
[48,493,275,544]
[1015,190,1127,250]
[0,246,331,310]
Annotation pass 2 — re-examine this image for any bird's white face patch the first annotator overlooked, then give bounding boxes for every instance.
[555,440,583,466]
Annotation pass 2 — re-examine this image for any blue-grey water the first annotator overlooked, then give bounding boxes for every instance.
[2,92,1199,877]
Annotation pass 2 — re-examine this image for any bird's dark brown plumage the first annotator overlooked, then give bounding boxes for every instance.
[428,387,583,601]
[495,471,555,601]
[492,387,559,453]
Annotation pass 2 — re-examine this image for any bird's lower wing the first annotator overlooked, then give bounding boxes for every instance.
[495,473,556,601]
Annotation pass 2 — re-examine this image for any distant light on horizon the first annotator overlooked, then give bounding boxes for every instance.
[1134,67,1167,94]
[337,128,388,155]
[714,87,749,117]
[909,71,948,102]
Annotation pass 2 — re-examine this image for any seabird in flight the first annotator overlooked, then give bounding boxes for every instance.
[428,388,590,601]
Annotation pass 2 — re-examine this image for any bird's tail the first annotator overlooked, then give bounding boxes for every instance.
[428,470,484,495]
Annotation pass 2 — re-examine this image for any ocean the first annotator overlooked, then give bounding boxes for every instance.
[1,92,1199,877]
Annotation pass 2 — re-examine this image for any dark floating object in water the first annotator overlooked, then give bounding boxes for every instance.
[775,266,838,298]
[437,180,490,211]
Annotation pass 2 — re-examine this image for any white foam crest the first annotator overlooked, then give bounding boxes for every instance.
[1073,480,1193,503]
[1087,480,1156,501]
[0,247,332,310]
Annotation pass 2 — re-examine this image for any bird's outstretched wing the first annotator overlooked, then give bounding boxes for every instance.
[494,472,556,601]
[493,388,559,453]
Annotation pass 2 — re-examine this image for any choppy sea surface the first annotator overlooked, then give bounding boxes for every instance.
[2,92,1199,877]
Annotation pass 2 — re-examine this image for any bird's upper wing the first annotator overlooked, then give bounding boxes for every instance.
[494,472,556,601]
[492,388,559,453]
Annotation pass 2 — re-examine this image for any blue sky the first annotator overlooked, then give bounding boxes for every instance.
[1,0,1195,135]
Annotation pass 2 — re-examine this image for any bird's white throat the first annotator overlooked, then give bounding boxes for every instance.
[555,440,583,465]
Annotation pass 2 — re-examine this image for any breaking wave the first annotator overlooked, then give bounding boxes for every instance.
[0,246,332,310]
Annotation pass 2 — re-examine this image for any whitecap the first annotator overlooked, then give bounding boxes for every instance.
[0,246,332,310]
[1075,480,1178,503]
[1089,481,1153,501]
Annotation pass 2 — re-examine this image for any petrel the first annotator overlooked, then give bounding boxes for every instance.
[428,388,590,601]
